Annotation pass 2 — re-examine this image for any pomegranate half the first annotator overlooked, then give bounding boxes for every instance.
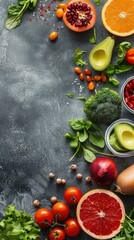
[63,0,96,32]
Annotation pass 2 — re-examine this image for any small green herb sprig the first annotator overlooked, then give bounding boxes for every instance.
[74,49,87,66]
[5,0,38,30]
[112,208,134,240]
[65,118,114,162]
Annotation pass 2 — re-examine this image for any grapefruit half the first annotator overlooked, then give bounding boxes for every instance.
[76,189,125,239]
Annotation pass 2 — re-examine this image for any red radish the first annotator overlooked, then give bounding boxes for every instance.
[89,157,118,186]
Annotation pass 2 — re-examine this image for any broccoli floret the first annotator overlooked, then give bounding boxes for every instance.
[84,88,122,125]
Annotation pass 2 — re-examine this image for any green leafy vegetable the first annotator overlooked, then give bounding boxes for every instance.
[74,48,87,66]
[108,76,119,86]
[112,208,134,240]
[5,0,38,30]
[65,118,114,162]
[117,41,132,64]
[66,93,74,98]
[114,64,133,74]
[0,205,40,239]
[89,28,97,44]
[94,0,102,5]
[77,97,87,101]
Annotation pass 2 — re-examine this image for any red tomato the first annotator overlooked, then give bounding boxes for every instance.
[64,218,81,237]
[34,208,53,228]
[64,187,82,205]
[48,227,65,240]
[52,202,70,222]
[126,48,134,65]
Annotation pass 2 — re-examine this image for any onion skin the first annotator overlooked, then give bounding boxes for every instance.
[115,164,134,195]
[89,157,118,186]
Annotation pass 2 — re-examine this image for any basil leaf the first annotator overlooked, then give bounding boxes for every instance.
[74,48,87,66]
[89,132,105,148]
[108,76,119,86]
[79,129,88,142]
[89,28,97,44]
[83,147,96,162]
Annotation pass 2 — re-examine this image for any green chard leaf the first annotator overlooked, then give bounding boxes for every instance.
[74,48,87,66]
[114,64,133,74]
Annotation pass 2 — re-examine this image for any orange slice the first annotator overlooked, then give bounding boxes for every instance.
[101,0,134,36]
[76,189,125,239]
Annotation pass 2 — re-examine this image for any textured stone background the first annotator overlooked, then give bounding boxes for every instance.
[0,0,134,239]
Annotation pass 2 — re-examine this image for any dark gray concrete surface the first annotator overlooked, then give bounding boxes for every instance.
[0,0,134,239]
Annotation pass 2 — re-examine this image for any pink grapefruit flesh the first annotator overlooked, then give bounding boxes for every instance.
[76,189,125,239]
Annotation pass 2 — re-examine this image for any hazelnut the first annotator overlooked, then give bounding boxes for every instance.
[50,196,58,204]
[76,173,83,180]
[61,179,66,184]
[33,199,40,207]
[49,172,55,179]
[85,176,91,183]
[70,164,77,171]
[56,178,62,184]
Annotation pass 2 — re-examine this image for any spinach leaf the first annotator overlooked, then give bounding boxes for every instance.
[89,132,105,148]
[68,118,92,131]
[5,0,37,30]
[74,48,87,66]
[79,129,88,142]
[82,147,96,162]
[89,28,97,44]
[104,64,115,76]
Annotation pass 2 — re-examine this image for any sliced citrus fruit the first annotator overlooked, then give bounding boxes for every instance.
[76,189,125,239]
[101,0,134,36]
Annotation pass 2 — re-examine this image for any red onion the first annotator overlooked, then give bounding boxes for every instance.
[89,157,118,186]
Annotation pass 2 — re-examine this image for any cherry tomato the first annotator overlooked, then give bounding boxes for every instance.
[74,67,82,74]
[64,186,82,205]
[52,202,70,221]
[64,218,81,237]
[56,8,64,18]
[49,32,58,41]
[84,68,91,75]
[48,227,65,240]
[86,75,92,83]
[79,73,84,81]
[34,208,53,228]
[126,48,134,65]
[88,81,95,91]
[57,3,66,9]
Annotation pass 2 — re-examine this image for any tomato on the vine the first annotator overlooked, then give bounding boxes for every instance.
[52,202,70,222]
[126,48,134,65]
[64,187,82,205]
[48,227,65,240]
[64,218,81,237]
[34,208,53,228]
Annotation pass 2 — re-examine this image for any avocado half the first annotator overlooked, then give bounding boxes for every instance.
[114,123,134,151]
[109,133,127,152]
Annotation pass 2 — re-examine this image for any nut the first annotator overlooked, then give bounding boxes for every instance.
[61,179,66,184]
[33,199,40,207]
[70,164,77,171]
[85,176,91,182]
[49,172,55,178]
[56,178,62,184]
[76,173,83,180]
[50,196,58,204]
